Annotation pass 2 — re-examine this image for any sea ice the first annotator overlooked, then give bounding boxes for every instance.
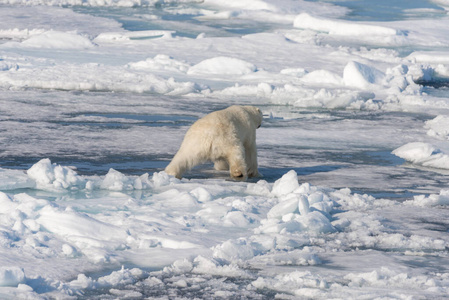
[343,61,385,89]
[392,142,449,169]
[1,0,449,298]
[27,158,85,190]
[0,267,25,287]
[187,56,257,76]
[426,115,449,140]
[294,13,401,36]
[19,31,95,49]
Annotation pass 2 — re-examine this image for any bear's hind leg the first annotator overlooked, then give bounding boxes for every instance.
[245,143,261,178]
[165,147,207,179]
[165,157,186,179]
[227,146,247,180]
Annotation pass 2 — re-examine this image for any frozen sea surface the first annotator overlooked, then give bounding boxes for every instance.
[308,0,447,21]
[1,0,449,299]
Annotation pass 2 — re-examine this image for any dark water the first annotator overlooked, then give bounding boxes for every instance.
[307,0,446,21]
[72,5,275,38]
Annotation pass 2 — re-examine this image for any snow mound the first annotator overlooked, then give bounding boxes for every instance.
[300,69,343,86]
[70,267,146,292]
[37,205,129,242]
[343,61,385,89]
[188,56,257,76]
[127,55,190,73]
[406,189,449,207]
[0,29,46,41]
[213,171,337,263]
[392,142,449,169]
[271,170,300,196]
[0,61,18,71]
[1,162,448,298]
[425,115,449,140]
[0,63,201,94]
[20,31,95,49]
[293,13,400,37]
[94,30,175,42]
[27,158,85,190]
[0,267,26,287]
[204,0,276,11]
[407,51,449,64]
[25,159,178,191]
[392,142,438,163]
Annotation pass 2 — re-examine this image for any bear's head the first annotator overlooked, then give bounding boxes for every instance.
[242,105,263,129]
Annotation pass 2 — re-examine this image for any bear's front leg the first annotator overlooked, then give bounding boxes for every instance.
[213,158,229,171]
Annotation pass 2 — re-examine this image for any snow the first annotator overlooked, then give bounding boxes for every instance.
[1,0,449,298]
[406,189,449,207]
[426,115,449,140]
[27,158,85,190]
[294,13,401,36]
[18,31,95,49]
[204,0,276,11]
[187,56,257,76]
[393,142,449,170]
[392,142,439,163]
[343,61,385,89]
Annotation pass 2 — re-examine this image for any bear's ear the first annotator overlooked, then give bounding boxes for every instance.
[256,107,262,128]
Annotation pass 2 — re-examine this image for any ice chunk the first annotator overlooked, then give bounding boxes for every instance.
[37,205,128,241]
[272,170,300,196]
[406,189,449,207]
[0,267,25,287]
[190,187,212,203]
[152,171,178,188]
[62,244,78,257]
[426,115,449,140]
[294,13,399,36]
[192,256,250,278]
[0,61,18,71]
[0,192,17,215]
[213,239,254,261]
[127,54,190,73]
[188,56,257,76]
[95,30,175,42]
[204,0,276,11]
[27,158,85,190]
[343,61,385,89]
[20,31,95,49]
[101,168,134,191]
[298,195,310,216]
[392,142,437,163]
[407,51,449,64]
[0,28,46,41]
[223,211,251,227]
[267,194,299,219]
[297,211,335,234]
[300,70,343,86]
[247,179,271,196]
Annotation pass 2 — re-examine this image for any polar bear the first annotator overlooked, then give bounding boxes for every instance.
[165,105,263,180]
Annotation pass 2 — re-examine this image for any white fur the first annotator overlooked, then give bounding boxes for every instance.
[165,105,263,180]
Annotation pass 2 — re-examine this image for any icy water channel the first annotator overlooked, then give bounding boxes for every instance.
[1,89,447,200]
